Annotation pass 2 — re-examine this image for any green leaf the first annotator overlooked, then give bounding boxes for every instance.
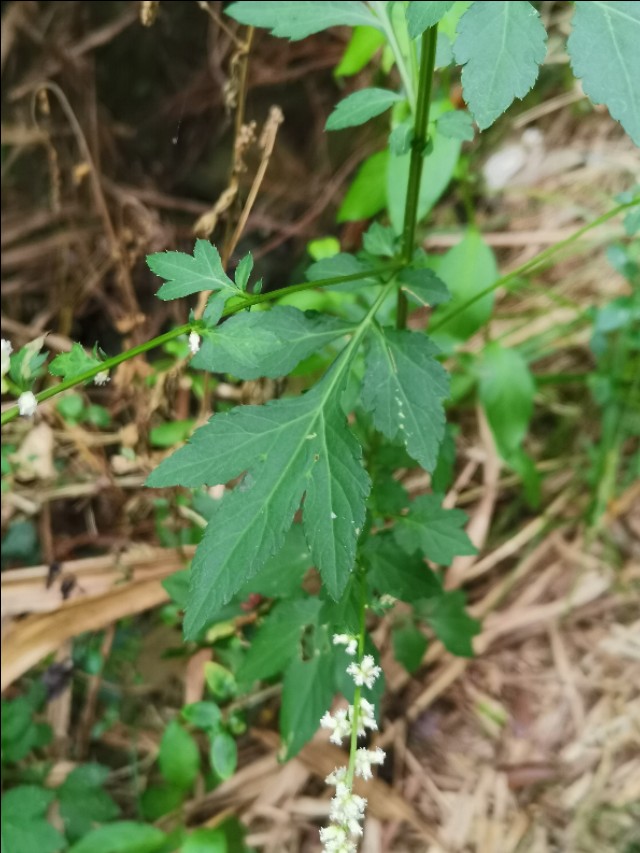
[422,589,480,657]
[1,786,64,853]
[307,252,379,291]
[9,335,47,388]
[567,2,640,146]
[58,764,119,842]
[436,110,474,141]
[183,828,228,853]
[388,120,413,155]
[398,268,450,308]
[210,732,237,781]
[308,237,341,260]
[148,241,241,323]
[150,420,195,448]
[392,621,428,673]
[387,125,461,232]
[233,253,253,291]
[182,701,222,732]
[453,1,547,129]
[335,26,385,76]
[226,1,382,40]
[67,822,166,853]
[406,1,455,38]
[338,150,388,222]
[363,222,397,258]
[203,662,237,701]
[238,598,322,682]
[366,534,442,601]
[158,721,200,789]
[147,366,370,638]
[280,651,334,758]
[162,569,190,607]
[193,306,354,379]
[237,524,312,598]
[478,342,534,458]
[431,229,498,343]
[49,343,103,382]
[326,88,404,130]
[431,425,456,492]
[362,325,449,472]
[139,785,184,821]
[394,493,477,565]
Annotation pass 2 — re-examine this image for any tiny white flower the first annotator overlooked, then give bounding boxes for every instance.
[325,766,348,787]
[332,633,358,656]
[354,747,386,781]
[346,655,382,689]
[358,698,378,732]
[330,783,366,835]
[18,391,38,417]
[94,370,110,386]
[188,331,201,355]
[320,708,351,746]
[319,824,357,853]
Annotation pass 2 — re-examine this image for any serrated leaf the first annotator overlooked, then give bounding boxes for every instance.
[406,1,455,38]
[238,598,322,682]
[392,621,428,673]
[387,125,461,232]
[193,306,354,379]
[237,524,312,598]
[366,534,442,601]
[478,342,534,458]
[338,150,388,222]
[280,651,334,758]
[335,25,386,77]
[58,764,119,842]
[210,731,237,781]
[67,822,166,853]
[431,229,497,343]
[567,2,640,146]
[398,268,450,308]
[226,1,382,40]
[148,241,240,325]
[363,222,397,258]
[394,493,477,565]
[362,325,449,472]
[326,87,404,130]
[158,721,200,789]
[147,366,370,638]
[453,1,547,130]
[436,110,474,141]
[49,343,103,382]
[233,253,253,291]
[1,786,64,853]
[423,589,480,656]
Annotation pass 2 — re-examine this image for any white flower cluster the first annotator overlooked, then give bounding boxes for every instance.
[319,635,385,851]
[188,331,201,355]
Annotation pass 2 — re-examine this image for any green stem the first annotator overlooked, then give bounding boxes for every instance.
[1,262,404,426]
[430,198,638,334]
[371,1,415,109]
[346,569,368,789]
[397,26,438,329]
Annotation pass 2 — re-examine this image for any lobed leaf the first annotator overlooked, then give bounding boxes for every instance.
[453,1,547,130]
[362,325,449,472]
[49,343,104,382]
[567,1,640,146]
[226,1,382,40]
[193,306,355,379]
[147,366,370,638]
[394,493,477,565]
[398,267,450,308]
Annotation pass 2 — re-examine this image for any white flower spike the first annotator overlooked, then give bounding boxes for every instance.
[18,391,38,417]
[320,708,351,746]
[346,655,381,689]
[188,331,201,355]
[354,747,386,781]
[333,633,358,656]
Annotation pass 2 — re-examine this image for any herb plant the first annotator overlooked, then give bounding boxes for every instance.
[2,2,639,851]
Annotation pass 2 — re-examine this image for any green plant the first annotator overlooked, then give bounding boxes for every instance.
[2,2,639,850]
